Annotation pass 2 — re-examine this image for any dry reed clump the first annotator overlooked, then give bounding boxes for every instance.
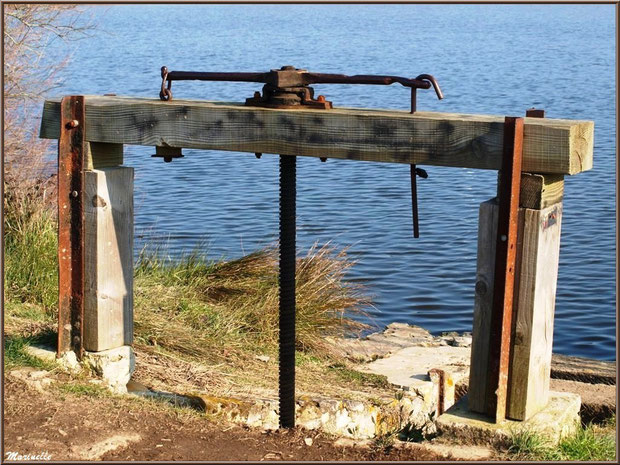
[133,243,373,364]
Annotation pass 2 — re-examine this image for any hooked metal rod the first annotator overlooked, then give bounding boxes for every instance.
[165,70,434,90]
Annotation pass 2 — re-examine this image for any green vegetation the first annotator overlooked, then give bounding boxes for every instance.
[4,184,58,310]
[4,334,56,371]
[506,418,617,461]
[56,382,110,398]
[327,362,390,389]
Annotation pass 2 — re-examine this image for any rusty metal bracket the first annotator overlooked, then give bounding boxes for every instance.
[485,116,524,422]
[58,96,86,359]
[429,368,446,416]
[526,108,545,118]
[152,146,184,163]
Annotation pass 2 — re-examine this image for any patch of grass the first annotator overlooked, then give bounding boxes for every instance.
[507,428,559,460]
[56,382,110,398]
[557,422,616,461]
[295,352,323,367]
[506,421,616,461]
[4,184,58,311]
[133,242,371,365]
[372,431,397,452]
[327,363,390,389]
[4,334,56,371]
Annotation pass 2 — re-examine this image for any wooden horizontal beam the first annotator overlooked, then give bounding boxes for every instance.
[40,96,594,175]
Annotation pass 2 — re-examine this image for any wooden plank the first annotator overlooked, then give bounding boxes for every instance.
[39,96,593,175]
[85,142,123,170]
[498,172,564,210]
[469,199,526,415]
[468,199,499,413]
[507,203,562,420]
[84,166,134,351]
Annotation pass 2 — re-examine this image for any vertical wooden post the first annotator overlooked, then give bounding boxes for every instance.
[469,174,564,420]
[507,200,562,419]
[83,143,133,352]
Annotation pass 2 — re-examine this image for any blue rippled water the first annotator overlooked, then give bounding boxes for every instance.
[51,4,615,360]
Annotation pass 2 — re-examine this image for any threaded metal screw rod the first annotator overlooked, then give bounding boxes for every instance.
[279,154,296,428]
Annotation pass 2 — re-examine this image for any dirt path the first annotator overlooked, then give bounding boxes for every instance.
[3,373,448,461]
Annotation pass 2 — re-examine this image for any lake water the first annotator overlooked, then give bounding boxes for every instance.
[52,4,616,360]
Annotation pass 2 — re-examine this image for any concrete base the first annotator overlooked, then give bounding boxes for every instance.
[25,344,135,394]
[436,392,581,447]
[83,346,135,394]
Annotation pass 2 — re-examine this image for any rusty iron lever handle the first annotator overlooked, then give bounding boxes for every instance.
[160,66,443,103]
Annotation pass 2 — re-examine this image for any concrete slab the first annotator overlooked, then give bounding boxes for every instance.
[436,392,581,447]
[357,341,471,415]
[360,345,470,391]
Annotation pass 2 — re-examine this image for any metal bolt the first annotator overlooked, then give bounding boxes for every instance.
[66,120,79,129]
[73,336,80,344]
[501,234,507,241]
[71,191,78,198]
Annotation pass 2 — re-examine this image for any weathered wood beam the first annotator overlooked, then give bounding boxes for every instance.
[40,96,593,175]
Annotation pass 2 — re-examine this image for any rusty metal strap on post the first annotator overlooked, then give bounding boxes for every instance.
[486,116,524,422]
[58,96,86,358]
